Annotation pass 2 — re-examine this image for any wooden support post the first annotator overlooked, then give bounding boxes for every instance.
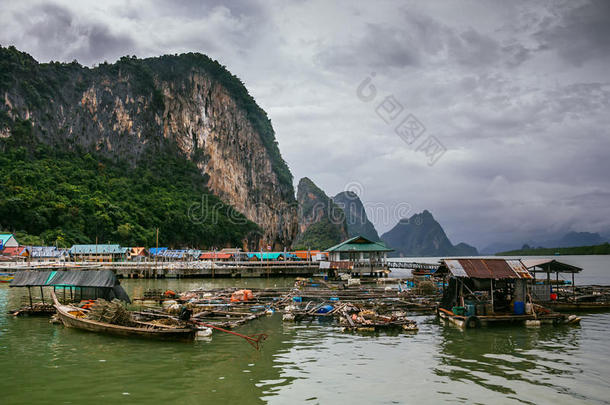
[490,279,494,313]
[572,272,575,301]
[28,287,33,309]
[40,286,45,305]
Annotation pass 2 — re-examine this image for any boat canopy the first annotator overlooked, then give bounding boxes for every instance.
[10,270,130,302]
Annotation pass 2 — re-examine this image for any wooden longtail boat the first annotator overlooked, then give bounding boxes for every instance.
[51,290,196,341]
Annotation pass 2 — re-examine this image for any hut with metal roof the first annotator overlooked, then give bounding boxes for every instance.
[435,258,541,326]
[325,236,393,276]
[28,246,69,263]
[200,252,233,261]
[70,244,128,262]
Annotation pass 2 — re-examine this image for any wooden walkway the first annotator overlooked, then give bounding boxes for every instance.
[0,261,322,278]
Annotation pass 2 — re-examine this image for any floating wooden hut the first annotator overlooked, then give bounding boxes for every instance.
[9,269,130,315]
[435,258,578,328]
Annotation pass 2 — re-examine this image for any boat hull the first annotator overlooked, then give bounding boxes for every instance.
[52,291,195,341]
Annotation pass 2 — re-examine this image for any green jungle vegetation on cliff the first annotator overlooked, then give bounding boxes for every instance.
[292,219,348,251]
[497,243,610,256]
[0,119,259,248]
[293,177,348,250]
[0,45,293,191]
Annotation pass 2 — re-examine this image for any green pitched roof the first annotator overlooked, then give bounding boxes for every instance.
[326,236,393,252]
[0,234,16,245]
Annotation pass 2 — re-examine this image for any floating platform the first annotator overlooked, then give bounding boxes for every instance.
[437,307,580,328]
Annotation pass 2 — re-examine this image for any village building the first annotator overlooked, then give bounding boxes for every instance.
[200,252,233,261]
[1,246,29,261]
[0,234,19,250]
[148,247,168,259]
[70,244,128,262]
[127,247,149,262]
[149,249,190,261]
[293,250,329,261]
[247,252,291,261]
[325,236,393,276]
[28,246,69,263]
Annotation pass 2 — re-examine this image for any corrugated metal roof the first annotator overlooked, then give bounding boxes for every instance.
[150,249,187,259]
[149,247,168,256]
[506,260,534,279]
[200,252,232,260]
[70,245,127,254]
[444,259,468,277]
[248,253,286,260]
[439,258,532,279]
[29,246,67,258]
[521,259,582,273]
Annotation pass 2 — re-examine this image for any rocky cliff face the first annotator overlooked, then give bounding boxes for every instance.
[332,191,380,241]
[0,47,297,248]
[381,210,478,257]
[293,177,348,249]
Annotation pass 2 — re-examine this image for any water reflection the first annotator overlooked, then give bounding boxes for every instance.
[434,321,584,402]
[2,279,610,404]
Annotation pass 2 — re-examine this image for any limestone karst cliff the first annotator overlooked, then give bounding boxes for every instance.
[293,177,348,250]
[0,46,297,248]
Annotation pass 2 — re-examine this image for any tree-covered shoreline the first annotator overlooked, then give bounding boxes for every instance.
[497,243,610,256]
[0,120,259,248]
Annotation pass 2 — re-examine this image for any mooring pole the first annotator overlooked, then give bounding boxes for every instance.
[28,287,33,308]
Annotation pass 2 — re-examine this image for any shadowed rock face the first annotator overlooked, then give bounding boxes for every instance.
[293,177,348,250]
[0,47,297,249]
[381,210,478,257]
[332,191,380,242]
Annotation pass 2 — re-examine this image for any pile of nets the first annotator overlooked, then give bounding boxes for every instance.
[85,299,132,326]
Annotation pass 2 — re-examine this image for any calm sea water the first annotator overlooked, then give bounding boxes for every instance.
[1,255,609,404]
[389,255,610,285]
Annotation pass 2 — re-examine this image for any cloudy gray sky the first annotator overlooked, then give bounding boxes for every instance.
[1,0,609,250]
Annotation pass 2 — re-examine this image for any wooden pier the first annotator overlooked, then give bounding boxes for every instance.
[0,260,321,278]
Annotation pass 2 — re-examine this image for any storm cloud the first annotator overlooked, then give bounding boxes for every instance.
[1,0,609,250]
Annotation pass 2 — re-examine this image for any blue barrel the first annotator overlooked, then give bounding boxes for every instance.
[293,296,302,303]
[514,301,525,315]
[465,304,476,316]
[316,305,334,314]
[330,297,340,302]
